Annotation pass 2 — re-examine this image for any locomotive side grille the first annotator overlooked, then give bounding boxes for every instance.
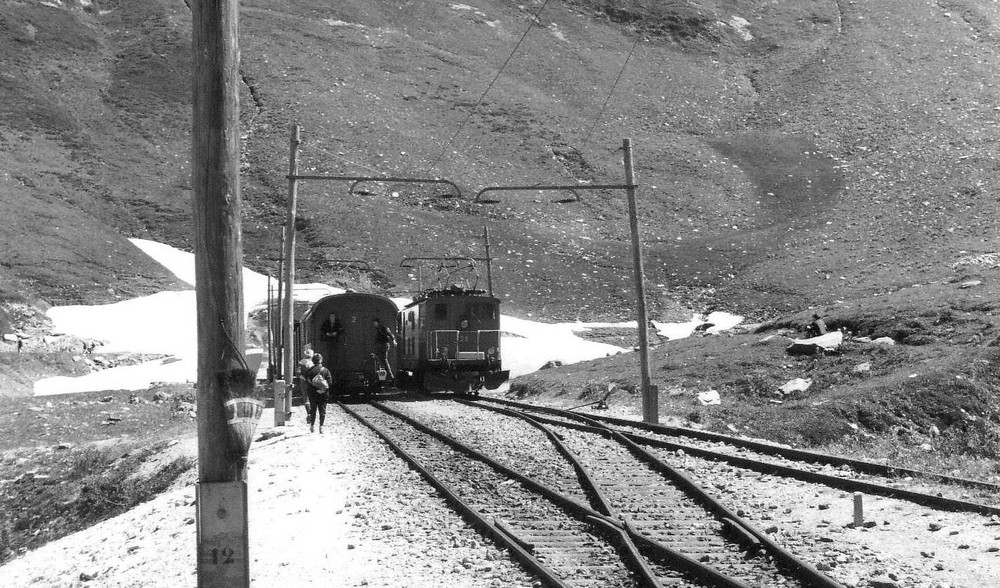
[428,330,501,361]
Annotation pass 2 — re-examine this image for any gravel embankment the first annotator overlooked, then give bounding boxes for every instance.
[0,405,537,588]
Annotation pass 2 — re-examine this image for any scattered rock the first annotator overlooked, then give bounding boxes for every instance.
[778,378,812,395]
[958,280,982,289]
[697,389,721,405]
[929,522,943,532]
[852,362,871,374]
[152,390,173,402]
[873,337,895,346]
[869,578,899,588]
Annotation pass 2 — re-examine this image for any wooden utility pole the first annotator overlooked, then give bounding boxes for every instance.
[623,139,657,424]
[192,0,251,585]
[281,126,302,423]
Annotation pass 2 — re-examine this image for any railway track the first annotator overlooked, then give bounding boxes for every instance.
[474,397,1000,516]
[346,398,844,588]
[340,401,636,588]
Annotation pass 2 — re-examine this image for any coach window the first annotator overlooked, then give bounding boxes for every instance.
[434,303,448,321]
[408,311,415,326]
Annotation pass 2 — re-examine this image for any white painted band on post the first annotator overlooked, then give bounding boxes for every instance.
[273,379,285,426]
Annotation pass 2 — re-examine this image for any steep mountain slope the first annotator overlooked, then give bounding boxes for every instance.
[1,0,998,324]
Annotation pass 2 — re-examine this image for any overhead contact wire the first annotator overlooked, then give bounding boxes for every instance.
[424,0,553,174]
[580,34,641,151]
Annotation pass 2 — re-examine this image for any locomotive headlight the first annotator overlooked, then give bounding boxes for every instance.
[487,347,496,357]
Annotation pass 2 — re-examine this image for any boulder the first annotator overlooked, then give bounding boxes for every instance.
[697,390,721,405]
[786,331,843,355]
[778,378,812,395]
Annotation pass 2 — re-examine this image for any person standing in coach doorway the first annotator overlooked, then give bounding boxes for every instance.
[373,317,395,382]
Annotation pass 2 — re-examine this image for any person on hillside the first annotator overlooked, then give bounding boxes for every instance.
[806,313,828,338]
[305,353,332,434]
[373,317,395,381]
[296,348,315,412]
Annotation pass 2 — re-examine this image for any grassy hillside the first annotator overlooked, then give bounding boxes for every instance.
[1,0,999,451]
[3,0,998,318]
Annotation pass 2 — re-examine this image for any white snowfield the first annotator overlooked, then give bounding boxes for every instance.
[34,240,740,395]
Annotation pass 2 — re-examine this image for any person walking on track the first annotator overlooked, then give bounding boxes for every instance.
[305,353,332,434]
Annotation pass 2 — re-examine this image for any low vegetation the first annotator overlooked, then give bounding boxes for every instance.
[0,389,197,563]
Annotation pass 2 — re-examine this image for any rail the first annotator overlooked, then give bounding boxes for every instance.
[475,396,1000,515]
[463,400,840,588]
[368,400,828,587]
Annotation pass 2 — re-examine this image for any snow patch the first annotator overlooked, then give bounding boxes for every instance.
[653,311,743,340]
[501,317,627,378]
[36,241,742,395]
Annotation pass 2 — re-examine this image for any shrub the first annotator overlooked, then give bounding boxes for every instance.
[938,417,1000,459]
[508,381,545,399]
[729,370,773,399]
[76,456,194,519]
[68,448,115,480]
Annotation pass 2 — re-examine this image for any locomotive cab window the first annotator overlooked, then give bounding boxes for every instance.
[434,303,448,321]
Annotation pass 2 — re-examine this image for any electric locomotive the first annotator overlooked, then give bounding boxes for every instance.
[397,283,509,394]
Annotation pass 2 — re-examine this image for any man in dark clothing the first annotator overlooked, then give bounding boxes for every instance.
[304,353,332,434]
[373,318,395,381]
[321,313,343,342]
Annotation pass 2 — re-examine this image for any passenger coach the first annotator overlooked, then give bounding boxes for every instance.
[296,292,398,394]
